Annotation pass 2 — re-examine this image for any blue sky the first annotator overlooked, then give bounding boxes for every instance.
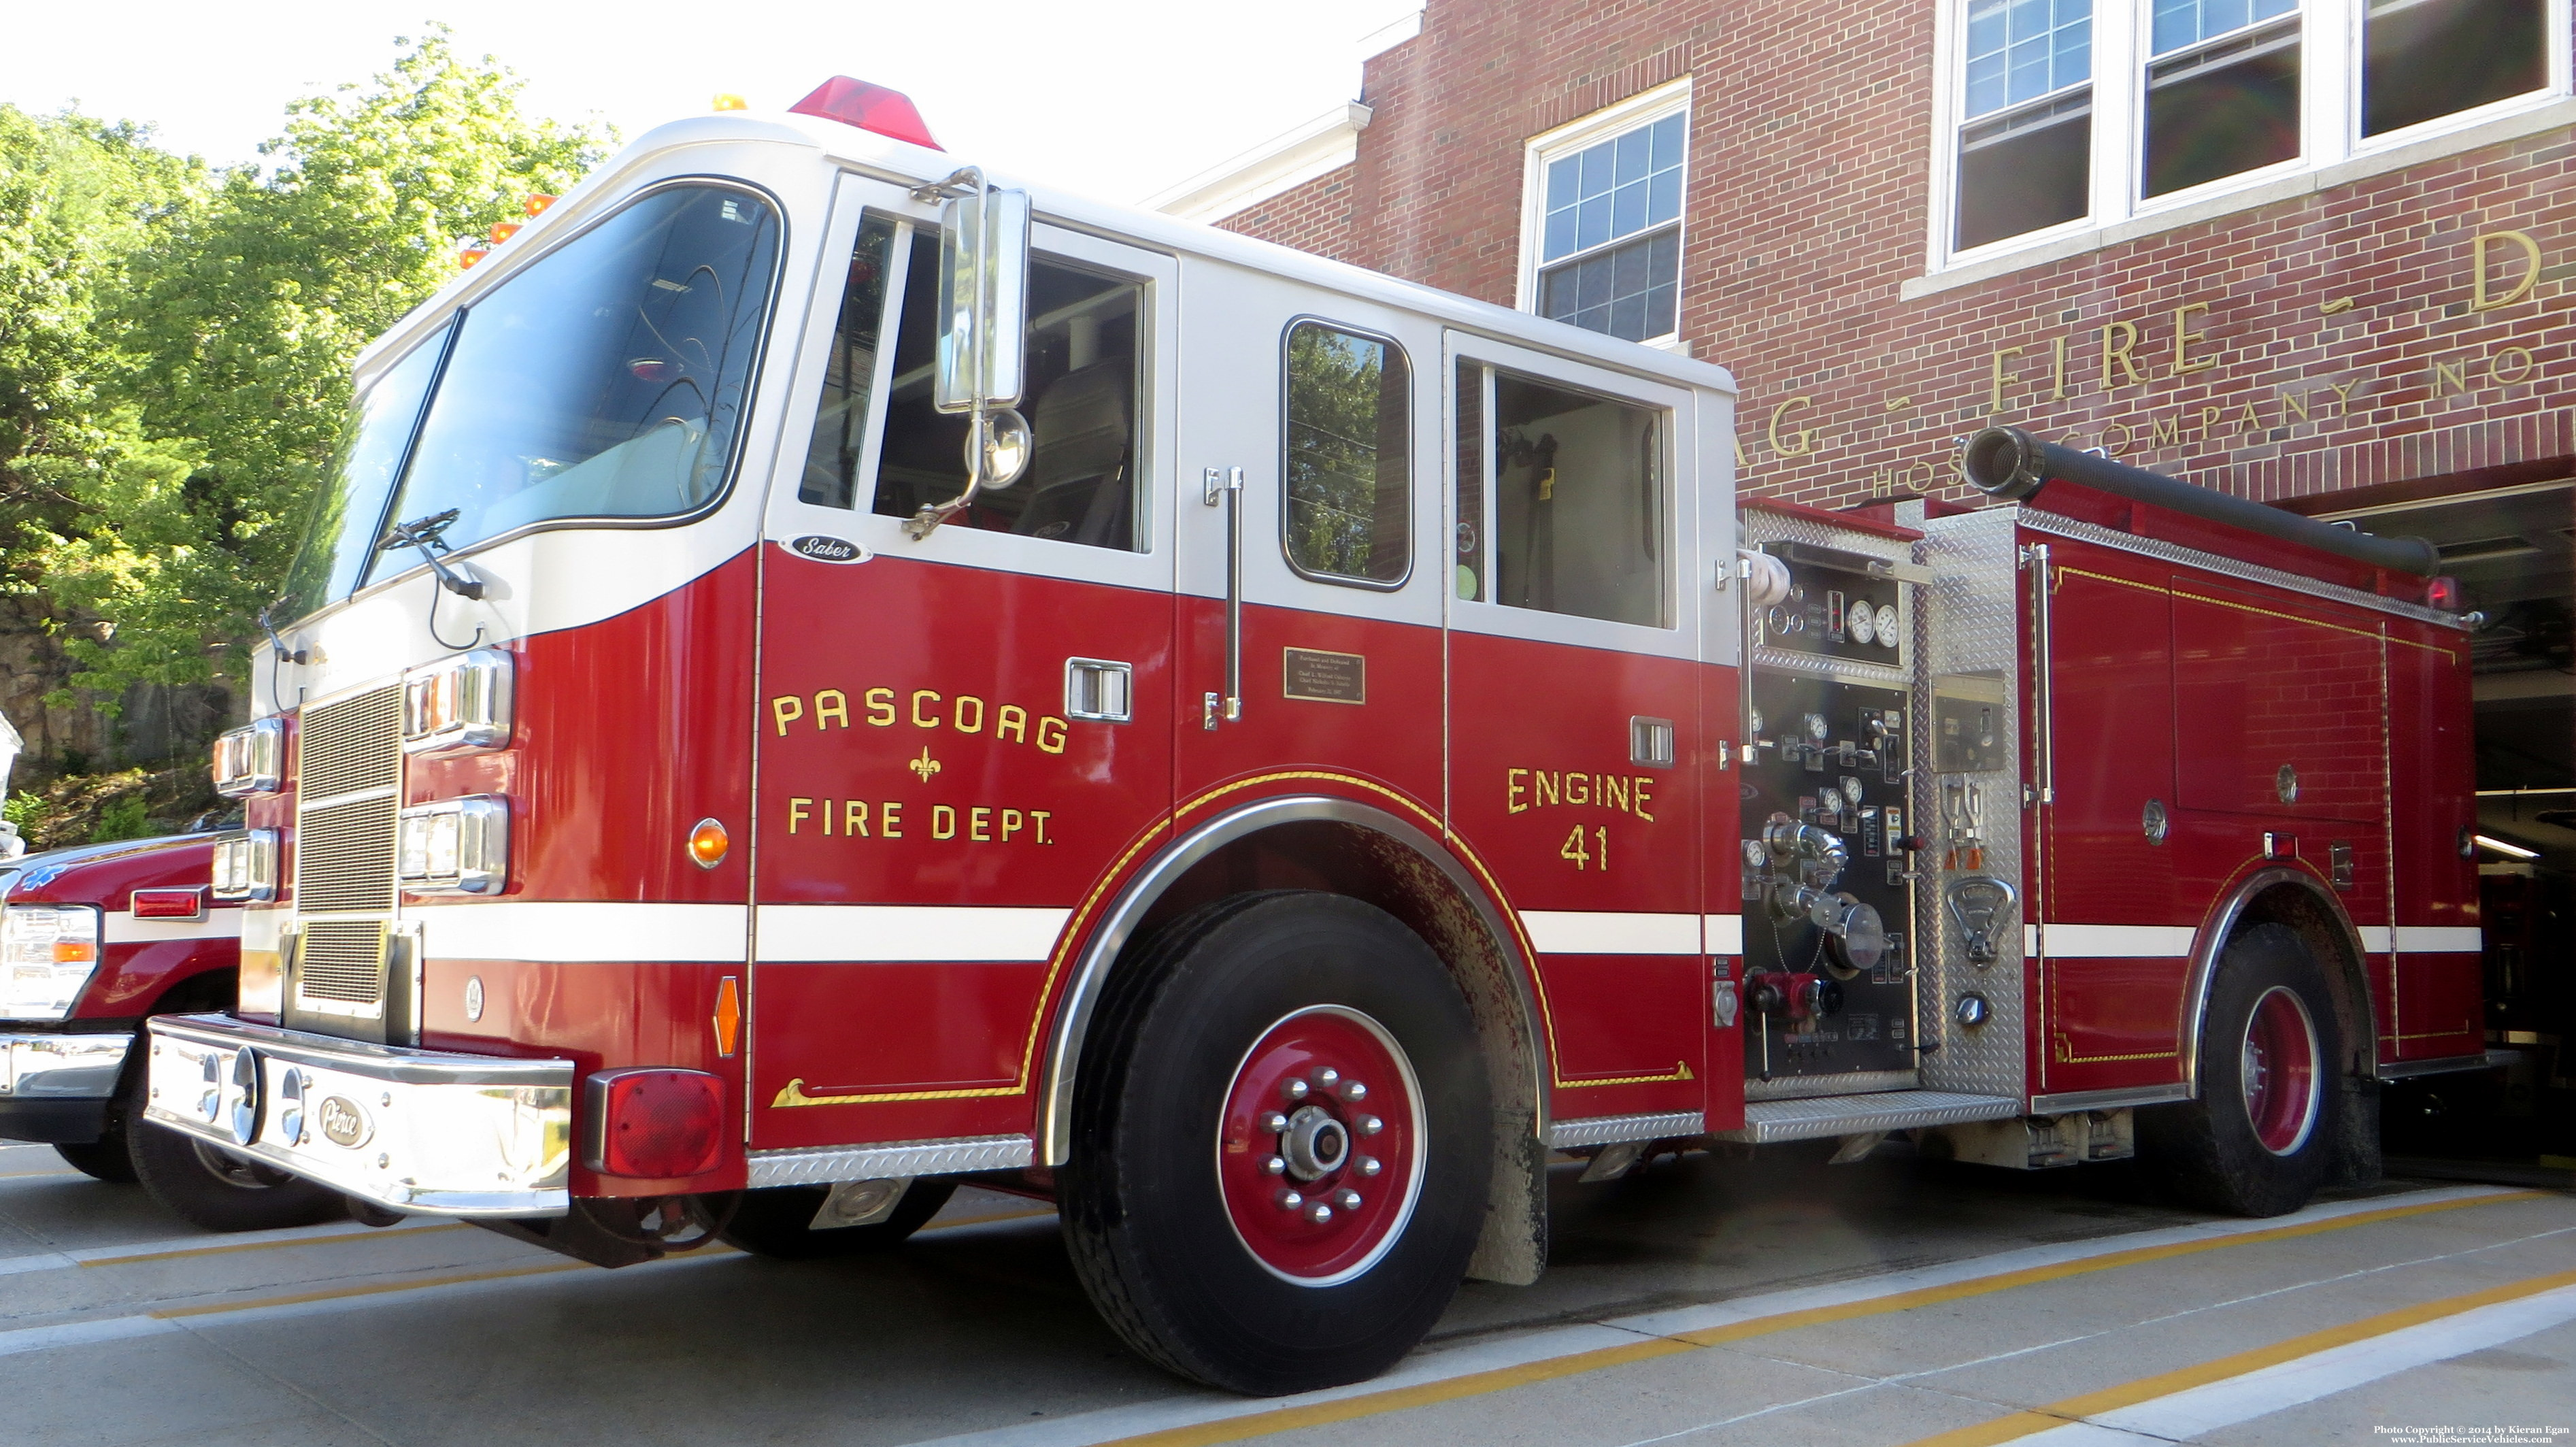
[3,1,1416,205]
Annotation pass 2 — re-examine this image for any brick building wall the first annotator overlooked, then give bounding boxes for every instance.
[1225,0,2576,517]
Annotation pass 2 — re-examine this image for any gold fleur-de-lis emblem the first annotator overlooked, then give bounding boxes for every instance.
[909,747,941,782]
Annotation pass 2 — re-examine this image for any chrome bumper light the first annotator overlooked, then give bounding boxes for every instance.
[210,829,281,903]
[144,1014,573,1217]
[0,1031,131,1099]
[397,797,508,895]
[212,717,285,797]
[402,648,514,755]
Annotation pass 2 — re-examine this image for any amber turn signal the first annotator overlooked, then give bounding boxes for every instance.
[688,818,729,869]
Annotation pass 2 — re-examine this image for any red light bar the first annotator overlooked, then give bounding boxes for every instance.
[130,887,207,922]
[788,76,941,150]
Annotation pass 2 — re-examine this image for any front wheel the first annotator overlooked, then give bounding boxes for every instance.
[1062,891,1490,1395]
[2139,922,2341,1216]
[128,1078,348,1233]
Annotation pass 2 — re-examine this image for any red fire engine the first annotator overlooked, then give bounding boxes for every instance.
[144,78,2482,1394]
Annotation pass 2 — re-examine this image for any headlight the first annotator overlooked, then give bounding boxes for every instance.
[211,831,280,903]
[0,905,102,1020]
[398,797,509,895]
[403,649,514,755]
[212,718,285,797]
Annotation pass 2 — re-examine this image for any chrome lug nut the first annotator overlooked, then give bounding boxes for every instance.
[1356,1154,1382,1177]
[1282,1078,1310,1101]
[1341,1080,1367,1101]
[1335,1189,1362,1211]
[1314,1067,1340,1088]
[1307,1203,1334,1224]
[1356,1114,1384,1135]
[1258,1110,1288,1133]
[1275,1190,1303,1210]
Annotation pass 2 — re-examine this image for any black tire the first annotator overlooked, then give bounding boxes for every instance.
[54,1096,138,1183]
[54,1138,137,1184]
[718,1178,958,1259]
[129,1114,350,1233]
[2138,923,2341,1217]
[1061,891,1491,1395]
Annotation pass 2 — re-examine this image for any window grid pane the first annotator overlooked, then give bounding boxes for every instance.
[2154,0,2296,55]
[1539,228,1679,342]
[1964,0,2092,117]
[1542,113,1688,264]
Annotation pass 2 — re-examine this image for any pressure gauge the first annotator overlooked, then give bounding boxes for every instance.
[1747,707,1765,736]
[1843,776,1864,805]
[1765,605,1789,634]
[1805,713,1830,742]
[1875,604,1899,647]
[1847,605,1875,646]
[1742,839,1767,869]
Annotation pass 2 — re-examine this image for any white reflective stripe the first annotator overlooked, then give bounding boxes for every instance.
[1702,914,1744,955]
[414,901,748,963]
[101,908,244,945]
[2358,925,2394,953]
[1518,911,1702,955]
[2024,923,2039,954]
[2394,925,2482,953]
[755,904,1069,963]
[2038,925,2198,958]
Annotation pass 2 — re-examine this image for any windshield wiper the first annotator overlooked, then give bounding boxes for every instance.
[376,510,486,600]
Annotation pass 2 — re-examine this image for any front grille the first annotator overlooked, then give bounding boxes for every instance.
[296,795,399,913]
[299,686,402,799]
[296,918,388,1005]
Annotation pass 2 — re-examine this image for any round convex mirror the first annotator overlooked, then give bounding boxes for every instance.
[967,408,1033,489]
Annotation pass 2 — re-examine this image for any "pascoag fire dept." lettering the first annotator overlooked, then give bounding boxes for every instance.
[770,685,1069,753]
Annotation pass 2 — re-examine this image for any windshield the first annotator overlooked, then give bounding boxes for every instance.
[278,183,783,622]
[277,325,451,622]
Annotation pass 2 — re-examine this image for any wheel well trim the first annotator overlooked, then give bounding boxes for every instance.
[2180,866,2368,1099]
[1038,795,1548,1166]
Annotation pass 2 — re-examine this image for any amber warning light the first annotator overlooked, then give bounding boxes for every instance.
[688,818,730,869]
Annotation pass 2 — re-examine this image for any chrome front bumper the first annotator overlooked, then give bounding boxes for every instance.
[0,1031,132,1099]
[144,1014,574,1217]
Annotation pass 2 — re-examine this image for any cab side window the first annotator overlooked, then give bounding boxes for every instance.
[1454,362,1667,628]
[870,229,1144,550]
[1282,322,1410,585]
[798,216,898,508]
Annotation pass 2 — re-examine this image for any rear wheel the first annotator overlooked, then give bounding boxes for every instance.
[719,1178,958,1259]
[1062,891,1490,1395]
[54,1137,137,1184]
[2139,923,2340,1216]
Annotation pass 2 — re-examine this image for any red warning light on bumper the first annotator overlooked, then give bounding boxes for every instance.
[584,1068,725,1179]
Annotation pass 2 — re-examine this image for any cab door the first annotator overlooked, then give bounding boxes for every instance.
[748,174,1178,1152]
[1441,333,1705,1130]
[1169,272,1445,822]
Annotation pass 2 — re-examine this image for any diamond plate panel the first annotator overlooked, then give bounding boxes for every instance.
[1548,1110,1705,1149]
[744,1133,1033,1188]
[1708,1089,2022,1143]
[1739,506,1918,686]
[1914,505,2029,1101]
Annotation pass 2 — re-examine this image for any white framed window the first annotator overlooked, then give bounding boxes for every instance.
[1934,0,2571,267]
[1518,78,1690,346]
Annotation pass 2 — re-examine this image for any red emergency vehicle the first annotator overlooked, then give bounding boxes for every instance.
[1,833,348,1229]
[144,79,2482,1393]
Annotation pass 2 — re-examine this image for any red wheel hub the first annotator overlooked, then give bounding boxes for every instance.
[1217,1005,1422,1286]
[2241,985,2320,1155]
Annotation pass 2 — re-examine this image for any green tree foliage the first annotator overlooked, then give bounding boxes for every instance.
[23,27,609,710]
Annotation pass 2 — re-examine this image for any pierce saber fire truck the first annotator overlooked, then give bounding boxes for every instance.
[145,78,2482,1393]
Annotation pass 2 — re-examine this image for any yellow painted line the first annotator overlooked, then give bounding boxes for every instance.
[149,1260,590,1318]
[1898,1263,2576,1447]
[0,1168,78,1180]
[80,1223,471,1268]
[1094,1191,2546,1447]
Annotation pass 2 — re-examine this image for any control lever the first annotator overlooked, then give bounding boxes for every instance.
[1945,875,2018,965]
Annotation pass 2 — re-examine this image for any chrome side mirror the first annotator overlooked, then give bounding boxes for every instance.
[933,185,1030,412]
[969,407,1033,490]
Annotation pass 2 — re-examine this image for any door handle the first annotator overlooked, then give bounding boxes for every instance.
[1203,466,1244,729]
